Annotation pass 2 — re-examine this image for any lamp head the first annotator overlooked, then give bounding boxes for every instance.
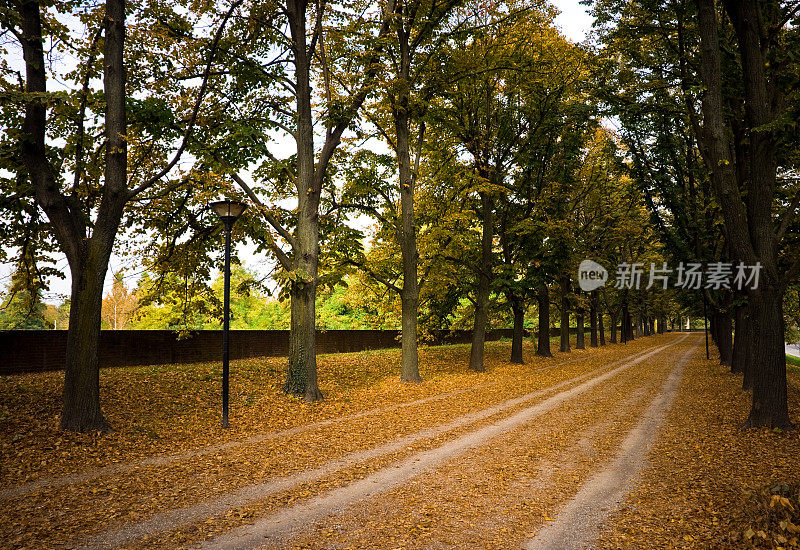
[210,200,247,228]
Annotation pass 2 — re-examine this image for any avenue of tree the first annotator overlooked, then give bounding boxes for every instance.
[0,0,798,432]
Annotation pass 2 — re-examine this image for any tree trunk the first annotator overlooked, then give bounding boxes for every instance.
[510,300,525,364]
[621,299,633,343]
[732,301,751,376]
[744,284,790,428]
[283,171,322,399]
[610,310,618,344]
[714,310,733,366]
[559,275,571,352]
[598,303,606,345]
[589,291,599,347]
[469,192,493,372]
[575,309,585,350]
[740,307,755,391]
[286,277,323,401]
[394,81,421,383]
[285,0,322,400]
[712,310,720,348]
[536,285,552,357]
[19,0,128,432]
[620,306,627,343]
[60,265,111,432]
[697,0,790,427]
[400,288,421,382]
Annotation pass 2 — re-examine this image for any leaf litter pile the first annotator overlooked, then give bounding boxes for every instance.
[0,333,797,549]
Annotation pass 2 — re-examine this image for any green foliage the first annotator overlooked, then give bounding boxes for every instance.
[786,285,800,345]
[0,288,48,330]
[0,252,51,330]
[129,266,395,330]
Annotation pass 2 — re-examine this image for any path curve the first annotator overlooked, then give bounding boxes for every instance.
[522,343,696,549]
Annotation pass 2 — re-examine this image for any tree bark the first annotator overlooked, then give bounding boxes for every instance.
[732,301,751,376]
[395,95,422,383]
[60,264,111,432]
[284,0,323,400]
[714,309,733,366]
[285,278,322,401]
[610,309,618,344]
[399,287,421,382]
[621,299,633,343]
[589,291,599,347]
[510,300,525,364]
[19,0,128,432]
[575,308,585,350]
[744,283,790,427]
[740,309,755,391]
[709,310,718,346]
[536,285,552,357]
[598,302,606,345]
[469,191,493,372]
[559,275,571,352]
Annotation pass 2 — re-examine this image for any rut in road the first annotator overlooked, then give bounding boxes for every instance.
[0,387,473,500]
[522,343,697,550]
[194,337,688,550]
[80,338,685,549]
[1,345,601,501]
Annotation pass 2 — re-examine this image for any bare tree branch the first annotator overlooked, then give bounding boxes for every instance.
[228,172,295,272]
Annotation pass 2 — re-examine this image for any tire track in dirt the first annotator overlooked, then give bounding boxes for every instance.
[294,347,681,550]
[0,343,625,501]
[190,337,688,550]
[0,389,470,500]
[79,339,686,549]
[521,343,697,550]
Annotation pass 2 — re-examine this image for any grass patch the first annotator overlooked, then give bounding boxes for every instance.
[787,353,800,373]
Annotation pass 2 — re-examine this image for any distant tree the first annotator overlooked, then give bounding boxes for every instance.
[132,272,216,331]
[0,260,47,329]
[44,301,71,330]
[101,272,138,330]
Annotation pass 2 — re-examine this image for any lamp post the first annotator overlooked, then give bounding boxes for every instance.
[210,199,247,428]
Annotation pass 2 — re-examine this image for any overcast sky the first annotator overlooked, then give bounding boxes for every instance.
[553,0,595,42]
[1,0,596,305]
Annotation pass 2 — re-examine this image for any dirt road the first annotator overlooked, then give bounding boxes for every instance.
[2,333,704,549]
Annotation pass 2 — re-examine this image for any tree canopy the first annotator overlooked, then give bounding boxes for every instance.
[1,0,797,431]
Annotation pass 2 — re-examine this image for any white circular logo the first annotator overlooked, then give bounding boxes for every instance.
[577,260,608,291]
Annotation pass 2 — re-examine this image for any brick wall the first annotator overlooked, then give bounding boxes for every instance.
[0,328,522,375]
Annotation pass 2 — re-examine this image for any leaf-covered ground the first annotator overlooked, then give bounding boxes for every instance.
[596,354,800,549]
[0,333,797,549]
